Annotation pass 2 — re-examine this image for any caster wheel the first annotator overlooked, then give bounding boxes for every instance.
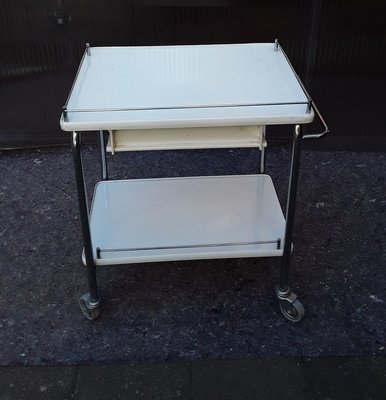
[279,298,305,323]
[79,293,101,321]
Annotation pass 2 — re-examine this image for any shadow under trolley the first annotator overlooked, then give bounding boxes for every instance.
[60,41,328,322]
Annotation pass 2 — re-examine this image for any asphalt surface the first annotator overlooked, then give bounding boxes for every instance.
[0,144,385,366]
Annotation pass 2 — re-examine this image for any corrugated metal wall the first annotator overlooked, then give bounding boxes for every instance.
[0,0,385,149]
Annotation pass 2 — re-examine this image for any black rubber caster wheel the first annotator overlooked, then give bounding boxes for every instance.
[275,286,305,323]
[79,293,101,321]
[279,298,305,323]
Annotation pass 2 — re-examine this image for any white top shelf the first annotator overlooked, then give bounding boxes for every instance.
[89,174,285,265]
[61,43,314,131]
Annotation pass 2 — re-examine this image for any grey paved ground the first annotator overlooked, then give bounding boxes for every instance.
[0,144,385,365]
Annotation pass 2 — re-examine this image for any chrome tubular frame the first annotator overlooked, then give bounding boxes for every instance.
[279,125,303,290]
[72,131,100,306]
[99,130,108,181]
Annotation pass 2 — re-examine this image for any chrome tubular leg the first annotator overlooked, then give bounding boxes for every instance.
[279,125,303,289]
[276,125,305,322]
[72,132,101,320]
[99,130,108,181]
[259,126,266,173]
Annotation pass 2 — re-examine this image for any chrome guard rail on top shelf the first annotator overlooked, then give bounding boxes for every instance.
[63,41,329,139]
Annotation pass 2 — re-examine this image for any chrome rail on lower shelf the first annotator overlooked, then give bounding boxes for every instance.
[96,238,282,259]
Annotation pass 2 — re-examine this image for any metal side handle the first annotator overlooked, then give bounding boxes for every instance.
[303,99,330,140]
[275,40,329,140]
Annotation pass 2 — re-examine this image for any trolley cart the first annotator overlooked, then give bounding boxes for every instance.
[60,41,328,322]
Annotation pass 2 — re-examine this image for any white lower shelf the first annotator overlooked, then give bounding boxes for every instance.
[89,174,285,265]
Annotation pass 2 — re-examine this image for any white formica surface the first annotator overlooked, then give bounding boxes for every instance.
[61,43,314,131]
[89,175,285,265]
